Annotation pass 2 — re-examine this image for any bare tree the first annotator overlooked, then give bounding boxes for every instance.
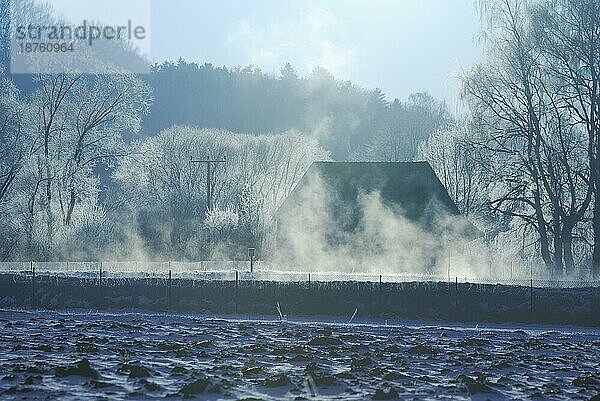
[533,0,600,277]
[0,73,29,203]
[31,73,80,255]
[114,127,329,259]
[464,0,592,275]
[60,74,151,225]
[417,124,485,218]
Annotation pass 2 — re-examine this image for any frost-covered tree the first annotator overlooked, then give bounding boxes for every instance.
[461,0,596,276]
[0,70,33,259]
[0,70,30,203]
[417,124,486,218]
[360,93,452,162]
[59,74,151,226]
[113,127,329,259]
[0,69,151,260]
[531,0,600,277]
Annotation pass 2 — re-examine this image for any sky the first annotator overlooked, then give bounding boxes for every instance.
[46,0,483,106]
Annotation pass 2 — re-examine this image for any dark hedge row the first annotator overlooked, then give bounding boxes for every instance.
[0,274,598,327]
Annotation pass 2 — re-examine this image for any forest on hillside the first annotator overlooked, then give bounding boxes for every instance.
[0,0,599,279]
[143,61,452,161]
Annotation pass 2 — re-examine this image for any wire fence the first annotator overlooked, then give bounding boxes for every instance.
[0,261,598,288]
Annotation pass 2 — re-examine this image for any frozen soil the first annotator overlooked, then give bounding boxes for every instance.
[0,309,599,400]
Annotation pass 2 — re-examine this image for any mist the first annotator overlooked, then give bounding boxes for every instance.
[273,164,526,279]
[0,0,599,280]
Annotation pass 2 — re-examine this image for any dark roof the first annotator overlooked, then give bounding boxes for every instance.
[277,161,480,238]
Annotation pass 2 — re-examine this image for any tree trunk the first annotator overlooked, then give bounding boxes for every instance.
[533,189,553,271]
[562,226,575,277]
[537,223,553,271]
[65,189,76,225]
[593,199,600,279]
[44,154,53,257]
[552,218,563,278]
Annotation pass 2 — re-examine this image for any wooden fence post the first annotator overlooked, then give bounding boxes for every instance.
[31,261,35,308]
[530,278,533,318]
[455,277,458,319]
[168,269,172,309]
[235,270,239,314]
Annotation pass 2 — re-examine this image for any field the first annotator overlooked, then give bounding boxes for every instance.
[1,265,599,400]
[1,309,599,400]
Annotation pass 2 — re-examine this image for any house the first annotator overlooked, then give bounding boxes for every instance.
[274,161,480,271]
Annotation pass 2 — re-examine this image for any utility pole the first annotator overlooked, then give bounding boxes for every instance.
[248,247,256,273]
[190,155,227,210]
